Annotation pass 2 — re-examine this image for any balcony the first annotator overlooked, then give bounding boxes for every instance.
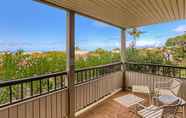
[0,62,185,118]
[1,0,186,118]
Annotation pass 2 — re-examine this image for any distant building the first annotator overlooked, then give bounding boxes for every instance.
[75,50,89,59]
[112,48,120,53]
[23,51,43,55]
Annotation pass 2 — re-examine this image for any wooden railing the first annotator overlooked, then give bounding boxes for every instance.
[126,62,186,79]
[74,62,122,112]
[125,62,186,99]
[0,71,68,108]
[0,62,123,118]
[1,62,185,118]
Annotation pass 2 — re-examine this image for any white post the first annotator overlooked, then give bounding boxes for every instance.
[66,10,75,118]
[121,28,127,90]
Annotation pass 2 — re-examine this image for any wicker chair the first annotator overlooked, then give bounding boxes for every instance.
[137,99,181,118]
[154,79,183,96]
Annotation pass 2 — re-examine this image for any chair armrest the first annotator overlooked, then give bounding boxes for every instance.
[155,81,171,87]
[155,86,170,90]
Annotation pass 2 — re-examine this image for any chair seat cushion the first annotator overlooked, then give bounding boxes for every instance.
[138,105,163,118]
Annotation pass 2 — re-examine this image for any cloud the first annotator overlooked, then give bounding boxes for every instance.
[136,40,160,48]
[77,37,120,51]
[173,25,186,33]
[126,37,166,48]
[0,40,66,51]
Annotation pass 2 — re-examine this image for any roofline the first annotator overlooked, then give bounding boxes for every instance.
[34,0,126,29]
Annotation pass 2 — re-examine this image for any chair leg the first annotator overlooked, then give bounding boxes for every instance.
[176,106,185,118]
[183,106,185,118]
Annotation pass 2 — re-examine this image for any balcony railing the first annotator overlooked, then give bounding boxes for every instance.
[74,62,122,112]
[0,62,123,118]
[0,71,68,108]
[126,62,186,79]
[126,62,186,99]
[0,62,185,118]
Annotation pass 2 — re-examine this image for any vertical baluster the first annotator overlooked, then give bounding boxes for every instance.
[89,69,91,104]
[92,69,94,79]
[85,70,88,81]
[96,68,98,78]
[82,71,84,82]
[93,68,95,79]
[9,85,12,103]
[60,75,63,89]
[96,68,98,100]
[40,79,42,94]
[103,67,105,76]
[47,78,50,92]
[74,72,78,85]
[78,71,80,82]
[85,70,88,106]
[31,80,33,96]
[77,72,79,83]
[173,67,176,78]
[54,76,57,90]
[21,83,24,99]
[157,65,160,75]
[64,75,66,88]
[179,68,181,78]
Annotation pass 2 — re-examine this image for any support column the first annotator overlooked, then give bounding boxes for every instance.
[120,28,127,90]
[66,10,75,118]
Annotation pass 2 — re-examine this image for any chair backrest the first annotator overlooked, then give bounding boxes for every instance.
[170,79,182,96]
[132,85,150,94]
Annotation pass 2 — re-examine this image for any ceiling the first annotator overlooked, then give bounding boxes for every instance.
[37,0,186,28]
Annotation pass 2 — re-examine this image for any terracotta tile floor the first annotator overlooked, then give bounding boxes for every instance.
[77,91,150,118]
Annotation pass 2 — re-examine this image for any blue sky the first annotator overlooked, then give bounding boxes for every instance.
[0,0,186,51]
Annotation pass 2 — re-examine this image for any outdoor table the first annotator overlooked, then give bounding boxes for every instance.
[114,94,145,113]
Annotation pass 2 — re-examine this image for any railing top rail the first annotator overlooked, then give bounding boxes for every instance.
[126,62,186,69]
[75,62,122,72]
[0,62,122,87]
[0,71,67,87]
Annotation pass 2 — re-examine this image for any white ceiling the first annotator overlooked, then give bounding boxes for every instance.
[38,0,186,28]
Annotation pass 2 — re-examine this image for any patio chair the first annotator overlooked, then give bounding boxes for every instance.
[137,99,181,118]
[154,78,183,96]
[132,85,152,104]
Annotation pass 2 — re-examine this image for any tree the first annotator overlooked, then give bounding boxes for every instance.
[128,28,145,48]
[165,34,186,65]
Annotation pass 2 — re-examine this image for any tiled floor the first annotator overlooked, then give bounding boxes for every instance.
[77,91,150,118]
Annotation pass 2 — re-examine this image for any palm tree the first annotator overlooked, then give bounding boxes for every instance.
[128,28,145,48]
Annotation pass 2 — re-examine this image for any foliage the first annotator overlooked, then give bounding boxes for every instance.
[126,48,164,64]
[0,51,66,81]
[76,48,120,69]
[0,49,120,81]
[165,34,186,66]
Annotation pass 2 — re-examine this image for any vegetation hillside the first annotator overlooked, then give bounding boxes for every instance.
[165,34,186,65]
[127,34,186,66]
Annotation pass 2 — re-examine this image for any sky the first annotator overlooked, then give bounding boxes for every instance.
[0,0,186,52]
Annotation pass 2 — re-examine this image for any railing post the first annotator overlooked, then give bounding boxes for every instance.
[66,10,75,118]
[120,28,127,90]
